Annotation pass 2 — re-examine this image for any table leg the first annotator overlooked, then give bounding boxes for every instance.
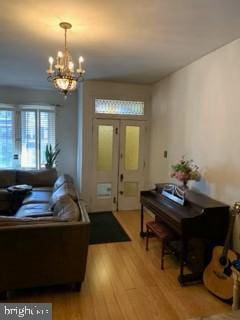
[178,238,188,286]
[140,204,146,238]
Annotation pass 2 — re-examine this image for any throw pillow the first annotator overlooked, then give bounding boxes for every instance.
[53,195,80,222]
[49,182,77,210]
[53,174,74,191]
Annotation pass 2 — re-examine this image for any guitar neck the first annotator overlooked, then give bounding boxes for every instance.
[222,210,235,257]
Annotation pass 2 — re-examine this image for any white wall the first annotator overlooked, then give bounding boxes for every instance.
[149,39,240,251]
[81,80,152,209]
[0,86,78,180]
[77,83,84,191]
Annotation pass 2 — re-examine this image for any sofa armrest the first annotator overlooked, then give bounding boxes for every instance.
[78,200,90,224]
[0,219,90,291]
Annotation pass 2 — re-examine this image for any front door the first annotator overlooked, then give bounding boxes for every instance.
[91,119,146,212]
[118,120,145,210]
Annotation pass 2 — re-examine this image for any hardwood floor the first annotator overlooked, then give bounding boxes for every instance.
[6,210,231,320]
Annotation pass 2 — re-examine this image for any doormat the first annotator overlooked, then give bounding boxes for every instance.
[89,212,131,245]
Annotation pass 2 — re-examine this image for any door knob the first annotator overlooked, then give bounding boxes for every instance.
[119,191,124,195]
[120,174,124,182]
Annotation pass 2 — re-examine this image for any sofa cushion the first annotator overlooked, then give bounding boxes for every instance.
[16,169,57,187]
[0,189,12,213]
[49,183,77,209]
[33,187,53,192]
[53,174,74,191]
[53,195,80,222]
[0,215,66,226]
[0,202,12,214]
[0,170,16,188]
[22,191,52,205]
[0,189,12,202]
[16,203,52,218]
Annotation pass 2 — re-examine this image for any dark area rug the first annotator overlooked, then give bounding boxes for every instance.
[89,212,131,245]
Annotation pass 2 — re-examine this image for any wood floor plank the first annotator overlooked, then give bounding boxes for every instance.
[4,210,231,320]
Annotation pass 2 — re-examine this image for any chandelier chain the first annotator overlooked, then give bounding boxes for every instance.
[64,28,67,50]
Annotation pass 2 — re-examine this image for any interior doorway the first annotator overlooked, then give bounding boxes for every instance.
[91,119,146,212]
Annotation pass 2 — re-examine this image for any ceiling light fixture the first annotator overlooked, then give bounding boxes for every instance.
[46,22,85,98]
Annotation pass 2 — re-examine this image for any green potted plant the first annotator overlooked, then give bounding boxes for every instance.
[45,144,60,169]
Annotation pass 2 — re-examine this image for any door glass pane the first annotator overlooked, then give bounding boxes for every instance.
[21,111,36,168]
[0,110,14,168]
[125,126,140,170]
[97,125,113,171]
[97,183,112,198]
[124,182,138,197]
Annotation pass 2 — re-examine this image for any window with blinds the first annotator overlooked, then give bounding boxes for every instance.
[40,111,56,167]
[0,105,56,169]
[0,110,15,168]
[21,111,37,168]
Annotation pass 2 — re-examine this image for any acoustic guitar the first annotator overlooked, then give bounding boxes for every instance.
[203,202,240,300]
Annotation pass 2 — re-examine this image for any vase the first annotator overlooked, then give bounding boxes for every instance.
[182,180,189,190]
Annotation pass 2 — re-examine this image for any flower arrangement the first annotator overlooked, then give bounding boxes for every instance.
[171,156,201,187]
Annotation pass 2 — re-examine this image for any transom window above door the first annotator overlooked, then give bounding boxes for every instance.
[95,99,144,116]
[0,104,56,169]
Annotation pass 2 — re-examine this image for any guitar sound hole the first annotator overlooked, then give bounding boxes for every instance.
[224,263,232,277]
[219,256,227,266]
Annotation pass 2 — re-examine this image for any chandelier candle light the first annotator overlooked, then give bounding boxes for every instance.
[47,22,85,97]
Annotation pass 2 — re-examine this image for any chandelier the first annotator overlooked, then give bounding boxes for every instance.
[47,22,85,97]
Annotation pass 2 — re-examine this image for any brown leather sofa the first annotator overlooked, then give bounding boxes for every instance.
[0,169,57,215]
[0,169,90,298]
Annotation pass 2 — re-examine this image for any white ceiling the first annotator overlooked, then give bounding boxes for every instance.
[1,0,240,89]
